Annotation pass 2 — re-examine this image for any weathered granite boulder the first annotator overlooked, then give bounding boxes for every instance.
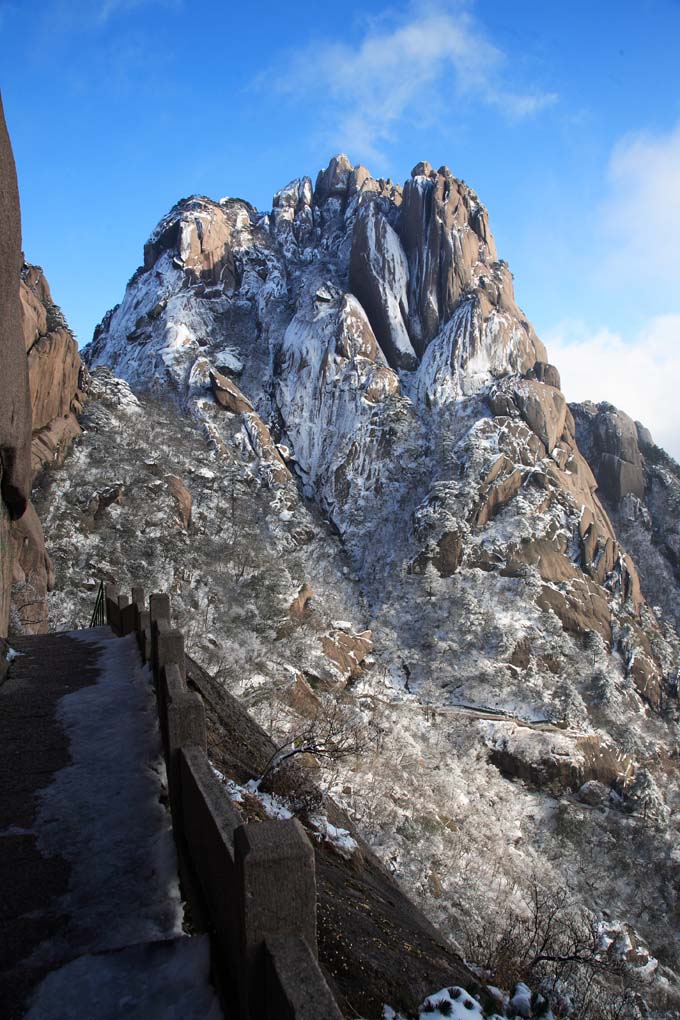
[90,482,124,518]
[289,582,313,622]
[321,626,373,682]
[530,361,561,389]
[166,474,192,530]
[210,368,254,414]
[144,196,244,290]
[490,378,567,455]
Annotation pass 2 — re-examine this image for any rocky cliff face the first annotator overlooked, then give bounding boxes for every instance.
[20,262,84,477]
[0,93,34,638]
[9,262,85,633]
[42,153,680,1013]
[0,91,84,637]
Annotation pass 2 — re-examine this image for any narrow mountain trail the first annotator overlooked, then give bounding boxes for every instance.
[356,691,584,737]
[0,628,221,1020]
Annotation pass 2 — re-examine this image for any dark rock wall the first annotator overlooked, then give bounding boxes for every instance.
[0,92,32,636]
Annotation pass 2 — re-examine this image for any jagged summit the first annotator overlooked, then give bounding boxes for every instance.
[87,153,544,389]
[84,152,673,708]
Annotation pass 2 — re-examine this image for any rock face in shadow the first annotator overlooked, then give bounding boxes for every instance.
[0,92,32,636]
[571,401,646,503]
[10,502,55,632]
[349,201,416,370]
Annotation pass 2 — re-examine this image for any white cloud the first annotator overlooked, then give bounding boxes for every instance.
[545,314,680,461]
[538,121,680,464]
[599,120,680,289]
[266,4,557,162]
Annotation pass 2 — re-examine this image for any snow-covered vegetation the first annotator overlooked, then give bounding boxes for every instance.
[38,154,680,1017]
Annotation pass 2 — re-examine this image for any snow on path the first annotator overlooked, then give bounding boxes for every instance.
[28,630,183,966]
[26,935,222,1020]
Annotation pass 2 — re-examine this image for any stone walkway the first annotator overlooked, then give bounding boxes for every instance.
[0,627,222,1019]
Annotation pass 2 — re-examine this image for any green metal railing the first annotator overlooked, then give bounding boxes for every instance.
[89,581,105,627]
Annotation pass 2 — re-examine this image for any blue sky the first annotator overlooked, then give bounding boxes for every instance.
[1,0,680,452]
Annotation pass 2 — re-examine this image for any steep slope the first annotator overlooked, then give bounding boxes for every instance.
[40,154,680,1015]
[188,651,479,1017]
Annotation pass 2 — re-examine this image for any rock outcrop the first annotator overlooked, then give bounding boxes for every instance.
[209,368,253,414]
[573,399,680,634]
[487,727,633,795]
[402,165,491,348]
[143,197,240,290]
[13,267,83,633]
[321,625,373,683]
[165,474,192,529]
[21,263,83,477]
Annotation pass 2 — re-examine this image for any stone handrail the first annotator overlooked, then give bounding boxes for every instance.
[103,582,342,1020]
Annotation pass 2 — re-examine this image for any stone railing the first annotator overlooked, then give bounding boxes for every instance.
[103,583,342,1020]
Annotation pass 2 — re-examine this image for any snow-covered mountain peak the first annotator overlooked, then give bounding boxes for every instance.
[85,155,677,719]
[87,154,543,393]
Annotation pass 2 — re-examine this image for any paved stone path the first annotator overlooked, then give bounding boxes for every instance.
[0,627,221,1019]
[1,629,102,1016]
